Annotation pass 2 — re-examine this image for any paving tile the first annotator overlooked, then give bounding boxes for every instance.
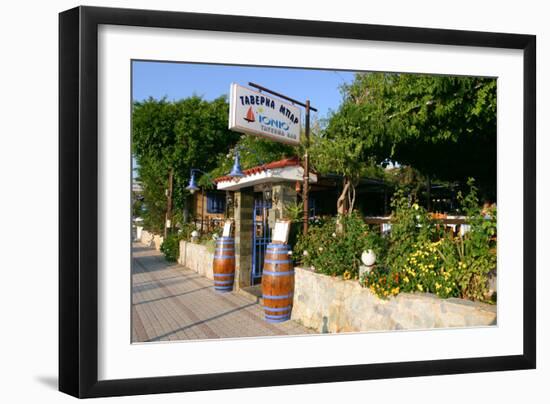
[131,242,315,342]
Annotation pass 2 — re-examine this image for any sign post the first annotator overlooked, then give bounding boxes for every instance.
[229,82,316,234]
[303,100,310,235]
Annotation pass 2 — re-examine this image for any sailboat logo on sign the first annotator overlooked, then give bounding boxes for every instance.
[229,83,300,146]
[244,107,255,123]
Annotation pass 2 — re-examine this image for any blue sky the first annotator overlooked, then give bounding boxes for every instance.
[132,61,355,121]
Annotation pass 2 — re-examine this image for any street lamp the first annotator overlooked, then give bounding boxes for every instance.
[186,170,199,194]
[185,169,214,233]
[185,169,211,194]
[227,146,265,178]
[229,149,245,178]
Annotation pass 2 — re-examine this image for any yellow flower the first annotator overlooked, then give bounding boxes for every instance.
[445,287,451,293]
[343,271,352,280]
[391,287,400,295]
[404,276,409,283]
[435,282,441,290]
[417,284,423,292]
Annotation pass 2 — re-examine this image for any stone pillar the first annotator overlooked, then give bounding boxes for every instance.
[268,183,298,229]
[234,188,254,290]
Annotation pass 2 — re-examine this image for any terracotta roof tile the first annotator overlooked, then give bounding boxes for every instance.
[214,156,301,183]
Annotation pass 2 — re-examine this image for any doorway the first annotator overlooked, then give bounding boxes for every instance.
[251,196,272,285]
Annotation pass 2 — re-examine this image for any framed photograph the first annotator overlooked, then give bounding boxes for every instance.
[59,6,536,398]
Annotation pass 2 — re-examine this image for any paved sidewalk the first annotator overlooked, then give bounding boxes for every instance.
[132,243,314,342]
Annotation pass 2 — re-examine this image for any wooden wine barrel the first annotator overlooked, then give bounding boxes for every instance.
[213,237,235,292]
[261,243,294,322]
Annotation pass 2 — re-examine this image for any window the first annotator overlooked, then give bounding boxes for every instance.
[206,192,226,214]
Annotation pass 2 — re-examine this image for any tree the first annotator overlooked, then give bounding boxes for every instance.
[132,98,179,233]
[132,96,241,233]
[311,136,372,217]
[205,135,296,184]
[311,77,391,220]
[316,72,497,217]
[338,72,497,200]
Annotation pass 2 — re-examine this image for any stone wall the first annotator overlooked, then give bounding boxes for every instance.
[152,234,164,251]
[140,230,164,251]
[178,241,214,280]
[140,229,154,247]
[291,267,496,333]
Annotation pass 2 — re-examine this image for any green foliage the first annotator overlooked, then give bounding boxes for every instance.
[360,188,450,299]
[160,233,181,262]
[132,96,241,233]
[132,194,144,219]
[284,201,304,250]
[202,239,217,254]
[439,178,497,300]
[362,180,496,302]
[138,167,168,234]
[160,221,226,261]
[294,180,496,303]
[310,132,379,216]
[284,201,304,223]
[206,135,296,182]
[361,238,459,298]
[313,72,496,214]
[177,222,196,241]
[326,72,497,199]
[295,212,380,278]
[385,188,441,274]
[383,165,428,199]
[311,136,370,183]
[197,224,224,246]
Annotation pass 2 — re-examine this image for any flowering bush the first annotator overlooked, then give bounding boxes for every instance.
[362,180,496,303]
[440,179,497,301]
[295,179,496,303]
[177,222,196,241]
[295,212,380,278]
[385,188,442,274]
[197,225,224,244]
[361,239,458,299]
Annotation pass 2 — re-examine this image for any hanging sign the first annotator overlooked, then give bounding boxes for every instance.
[228,83,301,145]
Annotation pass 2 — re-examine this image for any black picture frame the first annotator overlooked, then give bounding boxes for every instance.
[59,5,536,398]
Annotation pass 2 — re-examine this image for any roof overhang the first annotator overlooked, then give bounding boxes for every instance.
[216,165,317,191]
